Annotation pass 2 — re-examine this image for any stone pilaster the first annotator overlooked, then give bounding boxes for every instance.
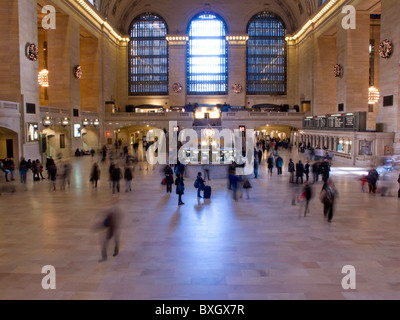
[377,0,400,153]
[18,0,40,160]
[315,36,336,115]
[167,35,188,107]
[226,35,248,107]
[336,12,370,113]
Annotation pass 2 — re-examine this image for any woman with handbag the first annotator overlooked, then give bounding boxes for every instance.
[175,173,185,205]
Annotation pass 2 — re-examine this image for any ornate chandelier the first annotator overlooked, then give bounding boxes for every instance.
[38,69,49,87]
[368,86,380,104]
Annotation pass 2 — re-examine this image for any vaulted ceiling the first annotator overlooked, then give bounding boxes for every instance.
[99,0,319,35]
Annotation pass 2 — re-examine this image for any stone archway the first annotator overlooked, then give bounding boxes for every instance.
[0,127,19,161]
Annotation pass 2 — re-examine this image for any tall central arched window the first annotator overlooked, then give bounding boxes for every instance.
[187,12,228,95]
[247,12,287,95]
[129,13,168,96]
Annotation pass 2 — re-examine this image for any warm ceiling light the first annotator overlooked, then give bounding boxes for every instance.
[38,69,49,87]
[368,86,380,104]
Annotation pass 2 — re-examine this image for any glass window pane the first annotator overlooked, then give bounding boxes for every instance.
[187,12,228,95]
[246,12,287,95]
[129,13,169,96]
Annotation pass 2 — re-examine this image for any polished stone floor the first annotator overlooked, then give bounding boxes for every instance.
[1,149,400,300]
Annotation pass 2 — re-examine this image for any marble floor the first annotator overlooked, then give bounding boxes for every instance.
[1,150,400,300]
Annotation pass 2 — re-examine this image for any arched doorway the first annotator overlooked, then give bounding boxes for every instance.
[108,125,164,162]
[42,127,69,159]
[81,126,99,152]
[0,127,19,161]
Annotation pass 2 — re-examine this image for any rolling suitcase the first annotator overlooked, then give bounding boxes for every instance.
[203,185,211,199]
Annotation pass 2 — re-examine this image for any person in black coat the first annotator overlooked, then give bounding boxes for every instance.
[111,164,122,194]
[195,172,205,198]
[91,163,101,188]
[303,182,312,217]
[164,165,174,193]
[296,160,304,184]
[288,159,295,183]
[320,159,331,183]
[258,149,263,164]
[175,173,185,205]
[304,160,310,182]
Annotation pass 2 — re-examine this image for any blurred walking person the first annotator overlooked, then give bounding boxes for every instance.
[60,163,71,190]
[243,178,252,199]
[303,182,312,217]
[91,163,101,188]
[254,158,259,179]
[124,165,133,192]
[398,174,400,198]
[19,157,28,184]
[367,167,379,194]
[304,160,310,182]
[111,164,122,194]
[288,159,295,183]
[97,204,122,262]
[48,163,57,191]
[275,155,283,176]
[164,165,174,193]
[296,160,304,184]
[320,179,337,223]
[267,154,274,176]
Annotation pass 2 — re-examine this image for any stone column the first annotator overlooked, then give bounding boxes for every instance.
[0,0,21,103]
[336,11,370,114]
[18,0,41,160]
[377,0,400,152]
[226,35,248,107]
[315,37,336,115]
[167,35,188,107]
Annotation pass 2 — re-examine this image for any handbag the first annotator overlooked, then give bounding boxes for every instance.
[161,177,166,185]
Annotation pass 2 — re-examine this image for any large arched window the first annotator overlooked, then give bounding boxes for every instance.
[187,12,228,95]
[247,12,287,95]
[129,13,168,96]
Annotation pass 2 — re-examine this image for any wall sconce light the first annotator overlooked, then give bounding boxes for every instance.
[62,117,69,126]
[82,119,89,126]
[43,116,52,126]
[93,119,100,126]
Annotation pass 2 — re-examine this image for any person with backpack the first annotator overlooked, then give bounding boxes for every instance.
[194,172,205,198]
